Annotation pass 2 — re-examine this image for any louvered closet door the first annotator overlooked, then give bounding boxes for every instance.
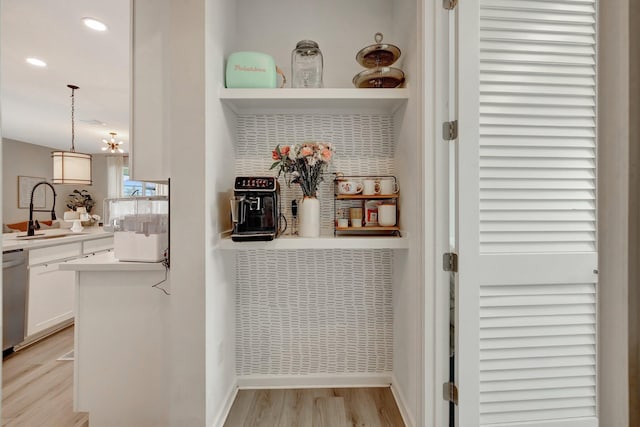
[455,1,598,426]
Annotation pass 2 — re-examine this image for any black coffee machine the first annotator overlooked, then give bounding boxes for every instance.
[230,176,281,241]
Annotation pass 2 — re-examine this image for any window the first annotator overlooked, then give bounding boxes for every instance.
[122,166,159,196]
[122,164,168,197]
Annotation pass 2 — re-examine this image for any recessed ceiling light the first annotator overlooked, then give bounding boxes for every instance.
[82,17,107,32]
[26,57,47,67]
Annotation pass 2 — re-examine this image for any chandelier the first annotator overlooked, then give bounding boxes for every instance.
[102,132,124,153]
[52,84,93,185]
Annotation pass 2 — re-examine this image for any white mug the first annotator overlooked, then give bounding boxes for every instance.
[378,204,397,227]
[362,179,381,195]
[337,181,363,195]
[337,218,349,228]
[379,179,399,195]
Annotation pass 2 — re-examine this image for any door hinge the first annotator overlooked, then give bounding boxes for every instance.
[443,0,458,10]
[443,382,459,404]
[443,252,458,272]
[443,120,458,141]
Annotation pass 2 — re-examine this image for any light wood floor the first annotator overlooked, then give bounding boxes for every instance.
[224,387,405,427]
[2,326,88,427]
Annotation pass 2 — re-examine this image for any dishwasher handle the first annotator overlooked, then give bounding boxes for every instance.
[3,250,26,269]
[3,259,26,269]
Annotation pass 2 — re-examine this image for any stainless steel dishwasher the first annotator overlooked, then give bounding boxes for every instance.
[3,249,27,354]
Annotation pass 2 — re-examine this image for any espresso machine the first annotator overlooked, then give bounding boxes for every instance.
[230,176,281,241]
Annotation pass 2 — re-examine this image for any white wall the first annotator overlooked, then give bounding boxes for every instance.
[132,1,237,425]
[205,0,238,425]
[391,0,424,425]
[149,1,428,425]
[233,0,394,88]
[2,138,108,224]
[164,0,207,424]
[223,1,426,425]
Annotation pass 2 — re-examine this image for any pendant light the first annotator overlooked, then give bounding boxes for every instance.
[52,84,93,185]
[102,132,124,153]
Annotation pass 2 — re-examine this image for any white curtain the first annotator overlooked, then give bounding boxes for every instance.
[106,155,124,199]
[156,183,169,196]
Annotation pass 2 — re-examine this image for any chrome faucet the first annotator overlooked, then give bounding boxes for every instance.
[27,181,57,236]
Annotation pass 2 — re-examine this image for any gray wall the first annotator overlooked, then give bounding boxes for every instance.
[598,0,640,425]
[2,138,108,225]
[629,2,640,424]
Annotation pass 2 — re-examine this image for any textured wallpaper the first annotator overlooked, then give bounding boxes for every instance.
[235,114,395,376]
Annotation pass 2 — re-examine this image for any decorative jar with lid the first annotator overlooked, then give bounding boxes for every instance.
[291,40,323,88]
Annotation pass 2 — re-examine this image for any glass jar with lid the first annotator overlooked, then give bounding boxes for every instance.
[291,40,323,88]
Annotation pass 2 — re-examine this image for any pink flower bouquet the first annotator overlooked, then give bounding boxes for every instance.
[270,142,335,197]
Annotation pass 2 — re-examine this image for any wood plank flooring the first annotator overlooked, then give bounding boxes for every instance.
[2,325,88,427]
[2,326,405,426]
[224,387,405,427]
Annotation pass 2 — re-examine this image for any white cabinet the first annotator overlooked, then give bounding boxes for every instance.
[25,237,115,338]
[82,236,114,255]
[130,0,170,182]
[26,243,81,337]
[26,262,76,336]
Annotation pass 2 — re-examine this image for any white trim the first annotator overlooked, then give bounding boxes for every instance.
[391,374,416,427]
[428,0,452,425]
[486,418,597,427]
[210,381,238,427]
[236,373,393,389]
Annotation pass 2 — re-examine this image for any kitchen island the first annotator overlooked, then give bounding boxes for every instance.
[59,251,169,427]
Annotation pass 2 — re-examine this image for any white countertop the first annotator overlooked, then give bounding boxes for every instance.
[59,251,166,272]
[2,227,113,252]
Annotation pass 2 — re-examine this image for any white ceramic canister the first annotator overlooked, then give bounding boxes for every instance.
[378,204,397,227]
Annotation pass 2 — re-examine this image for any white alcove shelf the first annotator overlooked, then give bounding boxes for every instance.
[208,1,425,425]
[218,234,410,250]
[219,88,409,114]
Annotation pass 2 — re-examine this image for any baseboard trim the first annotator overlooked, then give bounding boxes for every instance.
[14,319,74,352]
[211,381,238,427]
[237,373,393,389]
[391,374,415,427]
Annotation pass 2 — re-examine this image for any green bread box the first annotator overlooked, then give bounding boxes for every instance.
[226,52,277,88]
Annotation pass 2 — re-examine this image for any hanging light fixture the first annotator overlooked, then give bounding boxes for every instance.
[52,84,92,185]
[102,132,124,153]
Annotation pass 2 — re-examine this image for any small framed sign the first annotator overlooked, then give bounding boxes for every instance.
[18,176,47,209]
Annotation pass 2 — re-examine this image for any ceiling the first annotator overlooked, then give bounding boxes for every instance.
[1,0,130,154]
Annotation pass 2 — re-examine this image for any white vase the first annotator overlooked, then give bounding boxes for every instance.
[298,196,320,237]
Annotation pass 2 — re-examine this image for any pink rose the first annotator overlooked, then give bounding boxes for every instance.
[281,146,290,156]
[301,146,313,156]
[321,148,332,161]
[272,149,280,160]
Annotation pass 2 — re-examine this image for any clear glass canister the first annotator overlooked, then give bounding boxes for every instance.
[291,40,323,88]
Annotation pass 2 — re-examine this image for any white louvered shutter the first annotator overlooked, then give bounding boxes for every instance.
[455,1,598,426]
